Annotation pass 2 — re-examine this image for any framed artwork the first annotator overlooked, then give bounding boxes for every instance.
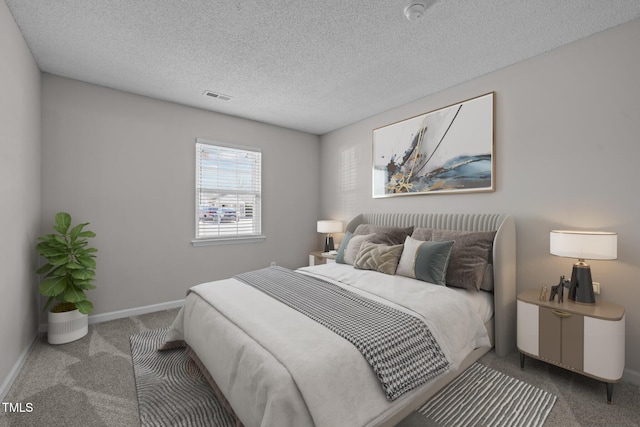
[372,92,494,198]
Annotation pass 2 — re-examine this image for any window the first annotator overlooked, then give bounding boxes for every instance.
[192,139,264,246]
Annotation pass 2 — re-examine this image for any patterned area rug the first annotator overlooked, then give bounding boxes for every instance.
[418,362,556,427]
[131,328,556,427]
[130,328,234,427]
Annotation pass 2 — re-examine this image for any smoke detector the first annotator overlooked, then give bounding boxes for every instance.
[404,1,436,21]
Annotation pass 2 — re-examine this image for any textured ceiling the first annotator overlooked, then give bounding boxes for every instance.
[6,1,640,135]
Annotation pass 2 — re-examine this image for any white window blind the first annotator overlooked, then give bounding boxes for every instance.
[193,139,263,245]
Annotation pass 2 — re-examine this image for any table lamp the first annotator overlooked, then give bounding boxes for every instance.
[550,230,617,304]
[317,220,342,252]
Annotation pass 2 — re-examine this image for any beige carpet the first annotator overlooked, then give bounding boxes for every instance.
[0,310,176,427]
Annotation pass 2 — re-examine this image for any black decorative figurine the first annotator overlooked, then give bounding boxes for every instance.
[549,275,571,303]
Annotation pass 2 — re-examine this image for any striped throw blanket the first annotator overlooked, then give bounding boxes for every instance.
[235,266,449,400]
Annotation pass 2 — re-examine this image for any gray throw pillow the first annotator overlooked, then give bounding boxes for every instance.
[481,264,494,291]
[431,229,496,291]
[411,227,435,241]
[354,224,414,245]
[396,236,454,286]
[353,241,404,275]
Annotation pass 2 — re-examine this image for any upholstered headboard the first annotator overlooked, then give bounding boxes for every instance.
[345,213,516,357]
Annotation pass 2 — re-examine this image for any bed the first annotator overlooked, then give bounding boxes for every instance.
[163,212,516,427]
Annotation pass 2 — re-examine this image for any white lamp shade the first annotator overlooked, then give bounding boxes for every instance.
[550,230,617,260]
[317,220,342,234]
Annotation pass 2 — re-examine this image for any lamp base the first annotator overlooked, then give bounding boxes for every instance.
[568,262,595,304]
[324,236,334,252]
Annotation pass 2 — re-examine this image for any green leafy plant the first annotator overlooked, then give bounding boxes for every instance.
[36,212,97,315]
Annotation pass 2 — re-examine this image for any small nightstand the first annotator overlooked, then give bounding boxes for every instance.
[517,289,625,403]
[309,251,337,266]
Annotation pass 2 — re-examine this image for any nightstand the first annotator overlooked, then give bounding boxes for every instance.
[309,251,337,266]
[517,289,625,403]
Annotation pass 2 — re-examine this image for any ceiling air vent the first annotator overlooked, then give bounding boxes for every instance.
[203,90,233,101]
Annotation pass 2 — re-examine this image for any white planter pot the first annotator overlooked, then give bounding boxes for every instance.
[48,309,88,345]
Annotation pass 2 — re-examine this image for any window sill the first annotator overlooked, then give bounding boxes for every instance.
[191,235,266,247]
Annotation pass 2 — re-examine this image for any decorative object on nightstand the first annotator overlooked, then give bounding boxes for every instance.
[548,275,570,303]
[539,285,548,301]
[550,230,617,304]
[317,220,342,252]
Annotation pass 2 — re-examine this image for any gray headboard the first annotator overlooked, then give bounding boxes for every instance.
[345,213,516,357]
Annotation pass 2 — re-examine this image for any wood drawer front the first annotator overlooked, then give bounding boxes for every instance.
[561,311,584,371]
[538,307,561,363]
[538,307,583,371]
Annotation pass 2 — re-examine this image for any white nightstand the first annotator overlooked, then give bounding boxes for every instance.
[309,251,337,266]
[517,289,625,403]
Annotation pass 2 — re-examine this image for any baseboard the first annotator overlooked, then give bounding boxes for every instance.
[623,367,640,386]
[38,299,185,332]
[0,332,40,402]
[88,299,184,325]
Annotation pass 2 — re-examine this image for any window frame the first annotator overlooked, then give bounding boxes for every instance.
[191,138,265,247]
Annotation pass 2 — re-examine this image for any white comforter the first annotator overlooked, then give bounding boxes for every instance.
[164,263,490,427]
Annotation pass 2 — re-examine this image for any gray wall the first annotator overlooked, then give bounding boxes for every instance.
[0,0,41,395]
[320,18,640,380]
[41,74,320,316]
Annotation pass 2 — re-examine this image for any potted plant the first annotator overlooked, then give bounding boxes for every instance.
[36,212,97,344]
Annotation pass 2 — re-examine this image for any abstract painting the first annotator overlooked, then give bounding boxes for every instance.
[372,93,494,197]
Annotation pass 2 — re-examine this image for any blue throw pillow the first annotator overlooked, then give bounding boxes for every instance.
[396,236,454,286]
[336,231,353,264]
